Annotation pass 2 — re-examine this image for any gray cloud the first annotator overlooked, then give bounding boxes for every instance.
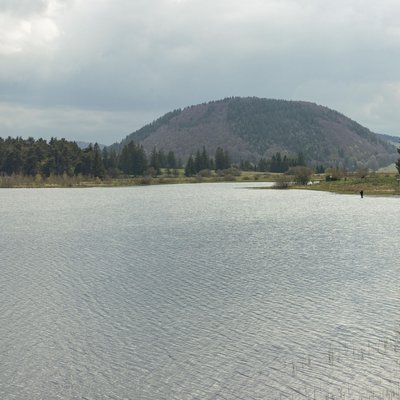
[0,0,48,16]
[1,0,400,144]
[0,102,161,144]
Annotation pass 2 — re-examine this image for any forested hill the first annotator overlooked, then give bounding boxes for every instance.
[115,97,397,170]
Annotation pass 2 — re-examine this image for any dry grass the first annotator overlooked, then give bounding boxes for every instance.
[300,173,400,196]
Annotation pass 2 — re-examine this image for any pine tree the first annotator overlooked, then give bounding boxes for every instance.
[167,150,176,169]
[118,141,147,176]
[296,152,306,166]
[200,146,210,170]
[76,144,94,176]
[158,149,166,168]
[149,147,160,175]
[215,147,231,170]
[194,149,202,173]
[133,145,147,175]
[118,142,132,174]
[102,147,110,170]
[93,143,105,178]
[257,158,268,172]
[108,149,118,171]
[185,155,196,176]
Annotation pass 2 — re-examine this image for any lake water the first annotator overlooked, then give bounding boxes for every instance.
[1,183,399,399]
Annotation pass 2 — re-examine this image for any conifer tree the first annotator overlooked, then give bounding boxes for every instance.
[158,149,166,168]
[132,145,147,175]
[102,147,110,170]
[215,147,230,170]
[93,143,105,178]
[185,155,196,176]
[118,141,147,175]
[167,150,177,169]
[150,146,161,175]
[194,149,202,173]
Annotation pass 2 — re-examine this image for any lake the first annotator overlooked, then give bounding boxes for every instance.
[1,183,399,399]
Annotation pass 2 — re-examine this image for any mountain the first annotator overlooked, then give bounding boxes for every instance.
[376,133,400,147]
[75,141,106,150]
[114,97,397,170]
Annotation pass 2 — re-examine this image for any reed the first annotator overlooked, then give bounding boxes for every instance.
[270,327,400,399]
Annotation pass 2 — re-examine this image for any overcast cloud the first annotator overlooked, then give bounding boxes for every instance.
[1,0,400,144]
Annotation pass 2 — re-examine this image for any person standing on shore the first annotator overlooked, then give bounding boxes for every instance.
[360,190,364,198]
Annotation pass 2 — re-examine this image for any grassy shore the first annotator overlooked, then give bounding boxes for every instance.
[1,170,399,196]
[292,173,400,196]
[0,170,278,188]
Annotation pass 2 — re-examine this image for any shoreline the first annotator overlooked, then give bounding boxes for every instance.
[1,173,400,196]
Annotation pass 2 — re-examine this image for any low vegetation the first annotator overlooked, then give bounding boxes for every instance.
[300,151,400,195]
[2,166,399,196]
[1,136,399,195]
[302,173,400,196]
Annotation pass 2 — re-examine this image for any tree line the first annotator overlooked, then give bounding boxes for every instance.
[0,137,95,177]
[245,152,307,173]
[0,136,318,178]
[0,137,183,178]
[184,146,230,176]
[0,137,235,178]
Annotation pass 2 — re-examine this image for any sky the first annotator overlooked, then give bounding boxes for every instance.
[1,0,400,145]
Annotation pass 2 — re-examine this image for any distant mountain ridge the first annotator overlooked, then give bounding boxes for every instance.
[114,97,397,170]
[376,133,400,147]
[75,141,106,150]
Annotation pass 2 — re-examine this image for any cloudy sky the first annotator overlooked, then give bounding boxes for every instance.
[1,0,400,144]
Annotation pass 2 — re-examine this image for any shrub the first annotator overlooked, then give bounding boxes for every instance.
[289,166,312,185]
[273,175,291,189]
[325,167,346,181]
[217,167,241,177]
[198,169,212,177]
[138,176,152,185]
[273,181,289,189]
[326,175,339,182]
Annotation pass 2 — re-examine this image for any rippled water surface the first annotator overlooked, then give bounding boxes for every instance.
[1,183,400,399]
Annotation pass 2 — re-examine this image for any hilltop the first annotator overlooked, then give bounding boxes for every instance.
[114,97,397,170]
